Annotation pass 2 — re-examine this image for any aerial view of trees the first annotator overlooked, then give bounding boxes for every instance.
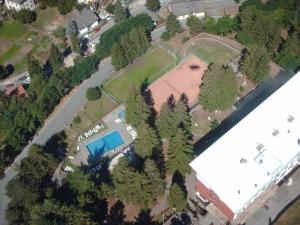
[199,65,237,111]
[113,0,128,24]
[86,87,101,101]
[165,13,181,37]
[111,27,150,70]
[240,46,270,84]
[146,0,161,12]
[14,9,37,24]
[49,43,63,72]
[202,16,237,35]
[186,15,202,36]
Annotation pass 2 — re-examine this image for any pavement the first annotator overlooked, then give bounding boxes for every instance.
[0,60,114,225]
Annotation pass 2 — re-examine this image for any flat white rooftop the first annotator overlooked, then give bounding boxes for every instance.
[190,71,300,214]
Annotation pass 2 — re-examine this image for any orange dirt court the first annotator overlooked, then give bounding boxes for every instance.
[148,55,208,112]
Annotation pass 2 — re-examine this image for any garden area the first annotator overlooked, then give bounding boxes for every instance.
[186,39,239,65]
[0,7,72,76]
[104,47,177,102]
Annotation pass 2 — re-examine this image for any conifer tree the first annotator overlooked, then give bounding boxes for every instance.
[173,97,191,133]
[156,102,176,138]
[166,13,181,36]
[135,121,160,158]
[144,159,165,196]
[114,0,127,24]
[111,43,127,70]
[146,0,160,11]
[167,183,187,212]
[167,128,192,176]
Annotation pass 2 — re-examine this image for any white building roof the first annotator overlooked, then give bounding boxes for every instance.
[190,71,300,214]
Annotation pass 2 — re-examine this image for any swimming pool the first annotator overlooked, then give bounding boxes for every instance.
[86,131,124,158]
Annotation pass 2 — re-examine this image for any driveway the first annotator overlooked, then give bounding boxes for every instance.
[0,60,114,225]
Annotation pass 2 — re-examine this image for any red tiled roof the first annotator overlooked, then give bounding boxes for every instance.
[4,84,28,97]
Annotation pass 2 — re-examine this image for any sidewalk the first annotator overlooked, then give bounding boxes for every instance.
[245,167,300,225]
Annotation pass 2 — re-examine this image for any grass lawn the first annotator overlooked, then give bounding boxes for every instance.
[187,39,239,65]
[104,47,176,102]
[274,198,300,225]
[85,94,118,122]
[32,7,59,31]
[0,21,26,40]
[0,44,21,64]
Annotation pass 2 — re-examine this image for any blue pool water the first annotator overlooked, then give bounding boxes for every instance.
[86,131,124,158]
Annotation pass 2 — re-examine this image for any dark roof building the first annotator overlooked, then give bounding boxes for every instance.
[72,8,99,36]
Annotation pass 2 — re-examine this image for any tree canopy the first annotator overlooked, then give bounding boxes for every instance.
[186,15,202,36]
[167,128,192,176]
[146,0,160,11]
[240,46,270,84]
[15,9,37,24]
[167,183,187,212]
[114,0,127,24]
[49,43,63,72]
[166,13,181,36]
[199,65,237,111]
[86,87,101,101]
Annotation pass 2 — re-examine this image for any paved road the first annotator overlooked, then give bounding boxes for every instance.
[0,60,114,225]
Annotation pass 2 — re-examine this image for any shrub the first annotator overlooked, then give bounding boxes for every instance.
[73,116,81,124]
[105,4,115,14]
[210,119,220,130]
[53,27,66,38]
[15,9,37,24]
[182,36,190,44]
[86,87,101,101]
[161,31,171,41]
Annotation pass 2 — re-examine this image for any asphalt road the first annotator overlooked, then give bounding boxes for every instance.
[0,60,114,225]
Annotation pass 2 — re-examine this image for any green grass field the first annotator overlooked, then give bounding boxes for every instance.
[0,21,26,40]
[104,47,176,102]
[0,44,21,64]
[187,39,239,65]
[274,198,300,225]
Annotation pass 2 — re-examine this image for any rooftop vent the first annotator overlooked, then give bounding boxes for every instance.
[272,129,279,137]
[259,159,263,164]
[256,143,264,152]
[238,190,240,194]
[255,184,257,188]
[240,158,247,164]
[288,115,295,123]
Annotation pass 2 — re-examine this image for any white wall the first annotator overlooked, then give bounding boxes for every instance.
[5,0,36,11]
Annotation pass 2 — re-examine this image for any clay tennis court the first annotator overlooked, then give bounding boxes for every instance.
[148,55,208,112]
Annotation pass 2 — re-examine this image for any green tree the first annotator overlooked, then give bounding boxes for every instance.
[15,9,37,23]
[0,64,7,80]
[156,102,176,138]
[166,13,181,36]
[277,31,300,71]
[144,159,165,196]
[167,183,187,212]
[199,65,237,111]
[215,16,237,35]
[49,43,63,72]
[125,86,150,127]
[114,0,127,24]
[105,3,115,14]
[167,128,192,176]
[57,0,75,15]
[86,87,101,101]
[240,46,270,84]
[135,121,160,158]
[146,0,160,11]
[111,43,127,70]
[187,15,202,36]
[112,158,156,208]
[173,97,191,134]
[161,31,171,41]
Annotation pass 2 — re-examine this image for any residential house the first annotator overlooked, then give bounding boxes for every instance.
[5,0,36,11]
[169,0,239,20]
[72,8,99,38]
[190,71,300,222]
[77,0,96,4]
[4,84,28,97]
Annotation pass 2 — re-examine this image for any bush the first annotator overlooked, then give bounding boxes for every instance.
[73,116,81,124]
[105,4,115,14]
[161,31,171,41]
[86,87,101,101]
[182,36,190,44]
[210,119,220,130]
[15,9,37,24]
[75,3,85,11]
[39,2,47,10]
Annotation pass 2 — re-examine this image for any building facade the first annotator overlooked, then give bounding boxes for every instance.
[190,71,300,222]
[169,0,238,20]
[5,0,36,11]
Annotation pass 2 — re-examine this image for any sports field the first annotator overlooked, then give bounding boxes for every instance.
[187,39,239,65]
[104,47,176,102]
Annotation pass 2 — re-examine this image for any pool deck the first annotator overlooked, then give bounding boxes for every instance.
[71,104,134,166]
